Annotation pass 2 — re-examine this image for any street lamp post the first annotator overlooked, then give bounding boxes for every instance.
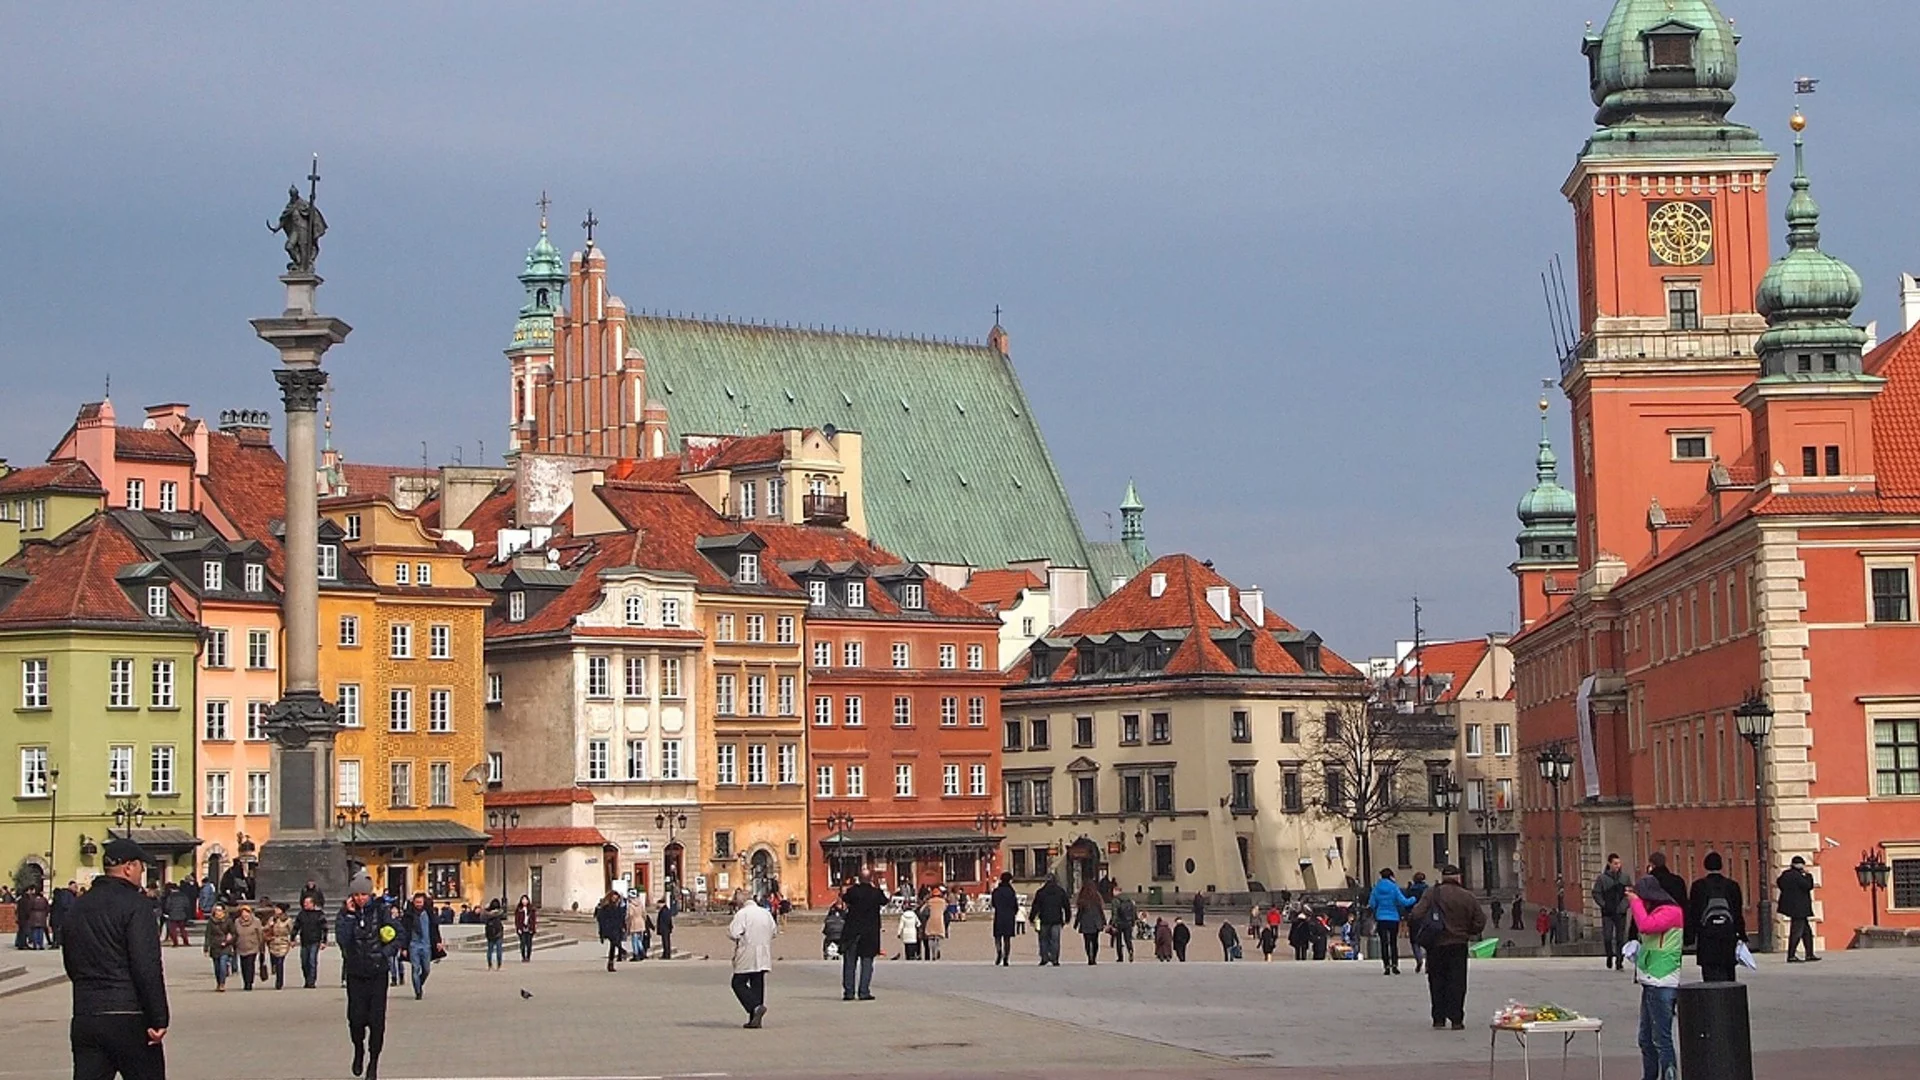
[1734,691,1776,952]
[1536,745,1573,944]
[112,798,149,832]
[655,810,688,903]
[1473,808,1509,896]
[47,768,60,882]
[825,811,856,884]
[1856,850,1890,928]
[487,809,520,906]
[333,806,370,844]
[1436,776,1462,869]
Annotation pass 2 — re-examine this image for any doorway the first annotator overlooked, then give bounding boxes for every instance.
[385,864,410,899]
[1067,839,1099,896]
[749,849,775,900]
[529,865,544,909]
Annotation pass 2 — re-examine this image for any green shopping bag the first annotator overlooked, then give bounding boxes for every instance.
[1469,937,1500,959]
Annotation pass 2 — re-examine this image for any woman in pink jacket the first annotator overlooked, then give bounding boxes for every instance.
[1627,876,1684,1080]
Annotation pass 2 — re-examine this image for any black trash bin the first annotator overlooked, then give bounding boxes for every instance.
[1677,981,1753,1080]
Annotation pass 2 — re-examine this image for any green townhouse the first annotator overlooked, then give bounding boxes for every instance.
[1,512,201,890]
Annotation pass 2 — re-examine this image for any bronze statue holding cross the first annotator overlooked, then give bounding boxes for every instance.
[269,156,328,275]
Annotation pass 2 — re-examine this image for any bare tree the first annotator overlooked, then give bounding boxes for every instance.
[1302,699,1435,894]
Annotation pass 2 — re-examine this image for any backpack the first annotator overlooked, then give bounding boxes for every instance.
[1412,902,1449,948]
[1699,895,1736,937]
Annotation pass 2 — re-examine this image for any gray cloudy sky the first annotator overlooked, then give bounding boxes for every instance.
[3,1,1915,658]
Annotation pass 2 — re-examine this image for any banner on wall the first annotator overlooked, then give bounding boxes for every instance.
[1575,674,1601,800]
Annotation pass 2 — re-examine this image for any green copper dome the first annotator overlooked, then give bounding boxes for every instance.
[1517,400,1577,565]
[510,218,567,352]
[1754,121,1871,375]
[1580,0,1765,159]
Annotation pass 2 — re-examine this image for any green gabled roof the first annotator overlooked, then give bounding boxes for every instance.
[628,314,1098,577]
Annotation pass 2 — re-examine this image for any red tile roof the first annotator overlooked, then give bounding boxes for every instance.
[594,483,800,592]
[202,431,290,575]
[1867,328,1920,497]
[112,428,195,464]
[486,826,610,850]
[604,458,686,484]
[0,514,190,629]
[1395,639,1490,703]
[749,523,995,622]
[455,484,522,565]
[681,432,789,472]
[960,567,1044,611]
[339,463,437,498]
[0,460,104,497]
[484,788,596,808]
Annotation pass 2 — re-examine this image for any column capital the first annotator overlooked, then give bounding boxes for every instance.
[274,368,330,413]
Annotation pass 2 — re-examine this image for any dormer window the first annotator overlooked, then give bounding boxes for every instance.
[808,579,827,607]
[737,553,760,585]
[846,581,865,608]
[146,585,170,618]
[203,561,224,592]
[624,594,645,626]
[317,544,338,581]
[661,597,681,627]
[245,564,264,593]
[508,591,526,622]
[395,562,410,586]
[901,583,924,610]
[1646,27,1696,72]
[344,514,361,541]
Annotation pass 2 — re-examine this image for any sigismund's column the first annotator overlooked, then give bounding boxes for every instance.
[253,163,353,903]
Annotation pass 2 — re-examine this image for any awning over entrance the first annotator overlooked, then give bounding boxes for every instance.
[341,820,491,847]
[108,827,201,855]
[820,828,1002,860]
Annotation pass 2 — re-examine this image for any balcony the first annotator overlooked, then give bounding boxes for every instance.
[803,493,849,526]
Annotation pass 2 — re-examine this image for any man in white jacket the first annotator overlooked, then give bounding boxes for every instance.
[728,899,778,1029]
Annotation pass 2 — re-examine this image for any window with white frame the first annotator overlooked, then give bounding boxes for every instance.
[660,598,681,626]
[150,745,175,795]
[941,696,958,726]
[204,700,230,741]
[777,675,795,716]
[967,643,985,670]
[487,751,502,784]
[812,641,831,668]
[894,695,912,726]
[428,762,452,806]
[508,591,526,622]
[416,563,432,587]
[778,743,796,784]
[624,656,646,698]
[747,744,768,785]
[1494,723,1513,756]
[150,660,174,708]
[969,763,987,796]
[1465,724,1483,757]
[388,687,413,732]
[146,585,169,618]
[626,739,647,780]
[661,739,682,779]
[895,763,913,797]
[344,514,361,541]
[746,674,766,716]
[205,629,229,668]
[108,658,134,708]
[247,771,272,816]
[21,659,48,709]
[247,629,272,670]
[245,564,264,593]
[108,745,133,796]
[901,582,923,610]
[587,655,610,698]
[1870,563,1914,624]
[716,613,735,642]
[716,744,738,785]
[892,642,910,669]
[661,657,682,698]
[808,580,828,607]
[429,624,450,659]
[486,671,503,704]
[203,560,224,591]
[337,760,362,806]
[767,477,784,518]
[428,689,452,733]
[814,695,833,727]
[204,771,230,816]
[246,700,270,741]
[776,615,795,644]
[737,553,760,584]
[338,683,361,727]
[338,615,359,647]
[938,644,956,669]
[738,481,756,519]
[943,763,961,796]
[846,764,865,796]
[389,623,412,659]
[816,765,834,798]
[388,762,412,807]
[846,581,865,608]
[624,594,646,626]
[587,739,609,781]
[159,481,177,513]
[715,674,737,715]
[395,562,410,586]
[968,696,985,726]
[843,641,863,667]
[746,614,765,642]
[317,544,338,581]
[126,478,145,510]
[19,747,48,797]
[844,695,863,726]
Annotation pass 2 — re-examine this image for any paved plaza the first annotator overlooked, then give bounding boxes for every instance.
[5,920,1916,1079]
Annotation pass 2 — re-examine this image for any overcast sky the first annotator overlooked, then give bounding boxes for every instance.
[4,1,1915,658]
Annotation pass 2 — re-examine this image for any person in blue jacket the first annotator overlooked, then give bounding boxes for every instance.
[1368,869,1414,975]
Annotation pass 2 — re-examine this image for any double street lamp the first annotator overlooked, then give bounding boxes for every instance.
[1856,850,1890,927]
[333,805,370,843]
[112,798,148,831]
[1733,691,1776,952]
[486,808,520,906]
[1536,744,1574,943]
[1472,807,1511,896]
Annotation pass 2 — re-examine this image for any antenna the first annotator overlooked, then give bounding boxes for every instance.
[421,441,429,470]
[1411,595,1426,707]
[1540,257,1578,366]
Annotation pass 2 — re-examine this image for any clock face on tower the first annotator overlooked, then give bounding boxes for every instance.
[1647,200,1714,267]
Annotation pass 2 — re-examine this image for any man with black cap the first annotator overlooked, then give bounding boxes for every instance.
[1405,865,1486,1031]
[337,870,399,1080]
[1777,855,1819,962]
[62,837,168,1080]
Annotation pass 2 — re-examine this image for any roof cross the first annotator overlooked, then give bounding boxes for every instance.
[582,208,599,247]
[536,190,551,230]
[993,304,1002,326]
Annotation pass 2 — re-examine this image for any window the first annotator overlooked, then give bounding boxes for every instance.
[203,560,224,592]
[1647,32,1694,70]
[1872,567,1913,623]
[622,656,645,699]
[746,675,766,716]
[660,598,681,627]
[943,763,961,796]
[1281,768,1304,813]
[247,771,272,816]
[508,591,526,622]
[389,623,412,659]
[487,751,502,785]
[107,745,134,796]
[967,643,985,670]
[1023,716,1047,749]
[1668,287,1701,330]
[969,763,987,796]
[317,544,339,581]
[429,624,450,659]
[1021,616,1035,636]
[940,696,958,726]
[1152,842,1175,881]
[416,563,432,587]
[713,831,733,861]
[1075,714,1094,746]
[894,696,912,726]
[246,700,270,741]
[343,514,361,541]
[1893,859,1920,911]
[937,643,956,669]
[428,689,452,733]
[1230,709,1251,743]
[738,481,756,519]
[1281,710,1298,742]
[893,642,911,669]
[1006,778,1030,817]
[1826,446,1842,476]
[19,748,49,797]
[817,765,835,798]
[1011,848,1030,878]
[846,581,866,608]
[159,481,178,513]
[107,658,135,708]
[661,739,682,780]
[338,683,361,727]
[1075,775,1097,814]
[776,615,795,644]
[1150,712,1171,744]
[126,478,145,510]
[587,655,611,698]
[205,629,230,668]
[737,553,760,584]
[715,674,737,715]
[778,742,797,784]
[1033,778,1053,816]
[843,641,863,667]
[1325,768,1347,811]
[1151,771,1174,813]
[895,763,914,797]
[808,580,828,607]
[813,641,832,668]
[1396,833,1412,869]
[1003,718,1024,750]
[394,562,410,586]
[814,695,833,727]
[846,764,865,796]
[1324,710,1342,740]
[147,585,170,618]
[1874,720,1920,796]
[588,739,609,781]
[777,675,795,716]
[388,762,412,807]
[624,594,646,626]
[31,499,46,531]
[626,739,647,780]
[245,564,264,593]
[337,615,359,647]
[746,614,765,642]
[205,771,230,816]
[747,744,768,785]
[247,629,272,670]
[1230,769,1254,812]
[388,688,413,732]
[1673,433,1710,461]
[335,760,363,806]
[1119,713,1141,745]
[902,583,924,610]
[716,613,736,642]
[1122,773,1145,813]
[150,660,174,708]
[1465,724,1483,757]
[1494,723,1513,757]
[204,699,231,741]
[767,477,784,518]
[661,657,682,698]
[844,696,863,726]
[968,696,985,726]
[150,745,175,795]
[1495,777,1514,810]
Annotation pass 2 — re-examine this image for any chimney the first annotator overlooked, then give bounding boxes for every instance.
[1149,572,1167,598]
[1206,585,1232,621]
[143,403,191,434]
[219,409,275,447]
[1902,273,1920,333]
[1240,586,1264,625]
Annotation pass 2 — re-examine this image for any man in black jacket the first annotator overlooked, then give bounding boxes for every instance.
[63,838,168,1080]
[337,872,399,1080]
[837,874,886,1000]
[1688,851,1746,983]
[1777,856,1819,962]
[1647,852,1690,945]
[1029,876,1070,967]
[294,896,331,988]
[1590,854,1631,971]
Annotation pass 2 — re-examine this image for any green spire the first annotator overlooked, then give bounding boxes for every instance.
[1754,113,1870,379]
[1517,397,1577,565]
[510,196,567,353]
[1119,480,1148,566]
